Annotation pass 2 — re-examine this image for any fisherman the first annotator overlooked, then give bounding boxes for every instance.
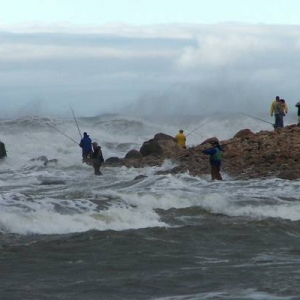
[295,100,300,126]
[279,99,288,127]
[79,132,92,162]
[90,142,104,175]
[270,96,284,128]
[280,99,288,115]
[202,140,223,181]
[174,129,186,149]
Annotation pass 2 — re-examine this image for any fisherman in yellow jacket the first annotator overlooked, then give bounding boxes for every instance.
[270,96,280,116]
[175,129,186,149]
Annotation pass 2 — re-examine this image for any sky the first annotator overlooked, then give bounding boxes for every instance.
[1,0,300,26]
[1,0,300,117]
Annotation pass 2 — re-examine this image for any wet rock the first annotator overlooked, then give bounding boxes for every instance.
[133,175,148,180]
[44,159,58,166]
[140,137,183,158]
[277,170,300,180]
[233,129,255,140]
[153,133,176,141]
[125,149,143,159]
[105,156,123,165]
[0,141,7,159]
[200,137,219,145]
[140,139,162,156]
[108,125,300,180]
[30,156,48,162]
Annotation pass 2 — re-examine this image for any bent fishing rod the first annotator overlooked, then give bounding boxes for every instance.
[69,103,82,139]
[48,123,79,145]
[240,113,274,126]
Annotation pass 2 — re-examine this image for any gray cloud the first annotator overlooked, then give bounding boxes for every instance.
[0,23,299,117]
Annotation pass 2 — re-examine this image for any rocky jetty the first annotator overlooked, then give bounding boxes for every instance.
[104,125,300,180]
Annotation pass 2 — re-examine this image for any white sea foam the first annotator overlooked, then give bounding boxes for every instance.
[1,114,300,235]
[154,288,296,299]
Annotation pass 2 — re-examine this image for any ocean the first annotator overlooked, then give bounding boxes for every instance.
[1,113,300,300]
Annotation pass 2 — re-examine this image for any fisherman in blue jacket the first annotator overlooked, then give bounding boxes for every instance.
[202,140,223,180]
[79,132,92,162]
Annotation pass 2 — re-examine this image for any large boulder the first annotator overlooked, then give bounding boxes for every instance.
[200,137,219,145]
[233,129,255,140]
[105,156,123,166]
[153,133,176,141]
[140,139,162,156]
[139,133,175,157]
[140,133,184,158]
[125,149,143,159]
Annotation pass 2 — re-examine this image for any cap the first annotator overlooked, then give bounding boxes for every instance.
[179,129,184,133]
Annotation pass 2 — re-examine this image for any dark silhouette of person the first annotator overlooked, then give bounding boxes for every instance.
[202,140,223,180]
[79,132,92,162]
[90,142,104,175]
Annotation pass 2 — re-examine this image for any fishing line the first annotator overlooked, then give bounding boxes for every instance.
[48,122,79,145]
[186,119,211,137]
[240,113,275,126]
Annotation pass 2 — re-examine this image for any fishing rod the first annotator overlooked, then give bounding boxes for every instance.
[186,120,211,137]
[69,103,82,139]
[48,122,79,145]
[240,113,274,126]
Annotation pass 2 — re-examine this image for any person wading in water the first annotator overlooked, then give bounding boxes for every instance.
[79,132,92,163]
[90,142,104,175]
[202,140,223,180]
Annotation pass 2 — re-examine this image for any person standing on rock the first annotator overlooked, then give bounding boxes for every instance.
[90,142,104,175]
[79,132,92,162]
[279,99,288,127]
[295,100,300,126]
[270,96,283,128]
[202,140,223,180]
[174,129,186,149]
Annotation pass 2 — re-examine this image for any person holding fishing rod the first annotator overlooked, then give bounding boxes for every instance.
[70,104,94,164]
[174,129,187,149]
[270,96,288,128]
[270,96,281,128]
[79,132,93,163]
[174,120,211,151]
[90,142,104,175]
[202,140,223,181]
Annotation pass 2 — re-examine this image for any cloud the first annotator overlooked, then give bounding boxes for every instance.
[176,25,290,68]
[0,22,300,117]
[0,44,178,62]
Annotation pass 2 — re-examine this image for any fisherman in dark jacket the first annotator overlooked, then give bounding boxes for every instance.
[90,142,104,175]
[295,100,300,126]
[202,140,223,180]
[79,132,92,162]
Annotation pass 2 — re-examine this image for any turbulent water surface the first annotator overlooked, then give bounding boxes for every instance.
[1,114,300,300]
